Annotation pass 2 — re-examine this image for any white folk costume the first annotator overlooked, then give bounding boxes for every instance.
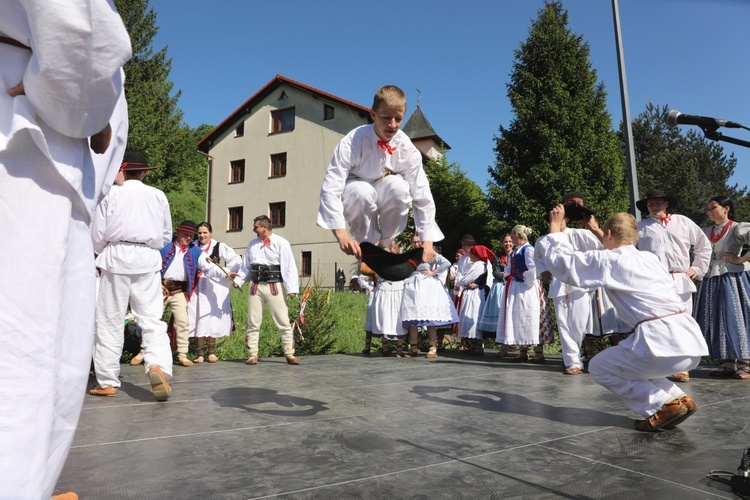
[456,260,488,339]
[235,233,300,357]
[694,220,750,361]
[637,214,711,315]
[537,233,708,417]
[92,179,173,389]
[371,279,407,339]
[477,252,509,333]
[188,239,242,339]
[317,125,444,247]
[536,228,600,369]
[0,2,130,497]
[401,254,458,328]
[496,243,540,346]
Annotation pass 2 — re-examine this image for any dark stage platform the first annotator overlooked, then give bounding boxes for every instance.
[57,352,748,499]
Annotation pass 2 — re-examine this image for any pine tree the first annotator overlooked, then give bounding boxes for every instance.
[487,1,628,238]
[114,0,209,224]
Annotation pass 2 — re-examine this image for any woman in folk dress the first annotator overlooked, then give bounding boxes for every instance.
[456,245,494,354]
[694,196,750,379]
[478,234,513,337]
[496,225,543,362]
[188,222,242,363]
[400,237,458,358]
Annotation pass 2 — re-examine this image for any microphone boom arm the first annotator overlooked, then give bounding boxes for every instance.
[701,128,750,149]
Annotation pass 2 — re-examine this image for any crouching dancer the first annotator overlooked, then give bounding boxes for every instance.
[537,206,708,431]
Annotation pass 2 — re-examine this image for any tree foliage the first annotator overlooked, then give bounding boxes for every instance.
[629,102,749,225]
[423,149,496,255]
[115,0,210,225]
[487,1,628,239]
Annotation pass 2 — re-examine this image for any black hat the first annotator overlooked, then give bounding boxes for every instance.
[458,234,476,244]
[359,242,423,281]
[176,220,198,234]
[546,192,597,222]
[120,150,158,171]
[636,190,677,213]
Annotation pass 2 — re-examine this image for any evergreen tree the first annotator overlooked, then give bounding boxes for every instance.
[115,0,209,225]
[422,149,496,255]
[630,102,749,225]
[487,1,628,238]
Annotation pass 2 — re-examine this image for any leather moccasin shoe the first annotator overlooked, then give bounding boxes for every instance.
[193,355,204,364]
[148,366,171,402]
[671,372,689,382]
[634,399,687,432]
[207,354,219,363]
[510,354,529,363]
[663,395,698,429]
[286,356,301,365]
[51,493,78,500]
[564,367,582,375]
[90,385,118,397]
[177,355,193,367]
[246,356,258,365]
[129,352,144,366]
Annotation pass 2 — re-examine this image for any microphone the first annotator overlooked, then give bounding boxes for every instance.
[665,110,742,129]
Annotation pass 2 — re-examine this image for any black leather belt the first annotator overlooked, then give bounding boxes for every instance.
[250,264,282,283]
[162,279,187,293]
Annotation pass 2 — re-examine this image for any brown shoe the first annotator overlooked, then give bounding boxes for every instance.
[193,355,204,364]
[671,372,689,382]
[564,366,582,375]
[148,366,171,402]
[246,356,258,365]
[90,385,118,397]
[735,361,750,379]
[52,493,78,500]
[510,354,529,363]
[177,355,193,367]
[663,395,698,429]
[709,365,736,377]
[426,346,438,359]
[129,352,144,366]
[528,356,545,364]
[286,355,301,365]
[634,399,687,432]
[207,353,219,363]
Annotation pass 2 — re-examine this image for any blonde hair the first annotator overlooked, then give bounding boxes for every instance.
[373,85,406,112]
[603,213,638,246]
[511,225,533,242]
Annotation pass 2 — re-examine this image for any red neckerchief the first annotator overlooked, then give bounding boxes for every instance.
[659,214,671,227]
[377,140,396,154]
[710,220,734,243]
[263,237,271,247]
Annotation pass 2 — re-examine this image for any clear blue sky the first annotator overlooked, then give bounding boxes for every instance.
[151,0,750,194]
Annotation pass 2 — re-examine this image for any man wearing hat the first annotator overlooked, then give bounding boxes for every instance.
[91,151,174,400]
[636,189,711,382]
[536,192,600,374]
[161,220,231,367]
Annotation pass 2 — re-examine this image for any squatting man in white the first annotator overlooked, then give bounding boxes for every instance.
[536,205,708,432]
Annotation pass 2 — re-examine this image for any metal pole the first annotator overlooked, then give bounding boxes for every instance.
[612,0,640,221]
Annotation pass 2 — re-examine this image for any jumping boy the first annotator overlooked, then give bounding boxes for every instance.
[317,85,443,263]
